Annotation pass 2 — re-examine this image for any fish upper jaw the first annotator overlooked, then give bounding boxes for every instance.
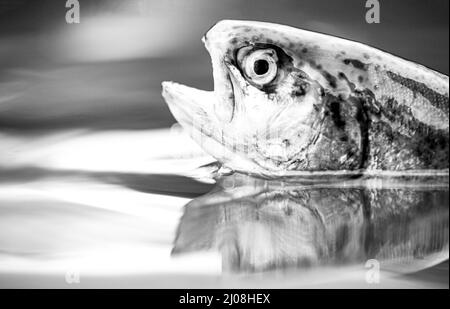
[161,81,212,118]
[161,81,246,167]
[161,80,224,155]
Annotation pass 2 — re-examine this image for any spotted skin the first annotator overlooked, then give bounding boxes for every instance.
[162,20,449,177]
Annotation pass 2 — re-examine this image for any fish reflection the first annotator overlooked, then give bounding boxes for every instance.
[173,173,449,273]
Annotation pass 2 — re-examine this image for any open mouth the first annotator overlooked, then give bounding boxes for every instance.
[161,80,237,166]
[161,55,241,126]
[161,81,215,130]
[162,70,269,175]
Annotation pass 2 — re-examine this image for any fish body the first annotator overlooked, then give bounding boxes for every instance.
[162,20,449,178]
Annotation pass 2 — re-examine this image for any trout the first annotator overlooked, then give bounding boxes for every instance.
[162,20,449,178]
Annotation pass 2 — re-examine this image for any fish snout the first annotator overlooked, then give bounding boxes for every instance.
[161,81,217,130]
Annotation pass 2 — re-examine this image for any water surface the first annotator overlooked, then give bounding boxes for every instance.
[0,138,448,288]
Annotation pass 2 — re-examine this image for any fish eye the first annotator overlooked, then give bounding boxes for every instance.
[239,48,278,86]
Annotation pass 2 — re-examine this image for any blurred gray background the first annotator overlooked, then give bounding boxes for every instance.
[0,0,448,133]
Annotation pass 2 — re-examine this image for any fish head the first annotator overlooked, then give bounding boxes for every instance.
[162,20,366,176]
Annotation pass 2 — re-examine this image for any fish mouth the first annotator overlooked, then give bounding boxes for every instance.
[161,81,237,165]
[161,80,269,175]
[161,50,239,148]
[162,22,239,137]
[161,81,215,130]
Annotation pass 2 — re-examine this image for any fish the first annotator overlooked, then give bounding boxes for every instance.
[162,20,449,178]
[172,173,449,274]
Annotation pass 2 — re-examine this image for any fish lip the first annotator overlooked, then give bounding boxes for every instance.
[161,81,215,128]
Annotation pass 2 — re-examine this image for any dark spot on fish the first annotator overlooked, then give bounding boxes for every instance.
[322,71,338,88]
[291,79,309,97]
[386,71,449,114]
[329,101,346,128]
[358,75,364,83]
[282,139,290,147]
[230,37,238,45]
[266,38,273,44]
[291,89,306,97]
[354,88,380,116]
[302,48,308,53]
[294,70,309,79]
[338,72,356,91]
[343,59,368,71]
[319,88,325,97]
[363,53,370,60]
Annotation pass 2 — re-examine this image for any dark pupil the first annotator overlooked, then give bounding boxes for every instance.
[253,59,269,75]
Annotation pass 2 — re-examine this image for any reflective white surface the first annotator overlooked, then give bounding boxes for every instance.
[0,130,448,288]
